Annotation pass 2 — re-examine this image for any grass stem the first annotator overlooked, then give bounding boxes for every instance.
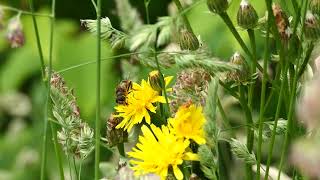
[94,0,102,179]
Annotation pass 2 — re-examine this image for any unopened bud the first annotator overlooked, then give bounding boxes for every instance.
[304,11,320,40]
[106,113,128,147]
[272,4,291,40]
[237,0,258,29]
[226,52,249,82]
[179,29,199,51]
[310,0,320,16]
[149,70,162,92]
[6,15,25,48]
[206,0,229,14]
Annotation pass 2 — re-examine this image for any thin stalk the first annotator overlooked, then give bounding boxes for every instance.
[67,153,74,180]
[28,0,45,78]
[154,49,171,116]
[298,43,315,79]
[247,29,257,109]
[263,64,288,180]
[172,0,194,33]
[278,1,309,178]
[57,51,188,74]
[94,0,102,179]
[239,86,254,180]
[90,0,97,11]
[40,0,55,179]
[256,3,271,178]
[28,1,64,178]
[144,0,150,24]
[50,124,65,180]
[217,98,235,137]
[0,5,51,17]
[73,157,79,180]
[78,160,83,180]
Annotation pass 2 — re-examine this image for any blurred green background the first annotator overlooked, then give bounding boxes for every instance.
[0,0,295,179]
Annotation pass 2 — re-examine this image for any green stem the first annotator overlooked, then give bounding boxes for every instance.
[247,29,257,109]
[28,0,46,79]
[144,0,150,24]
[78,160,83,180]
[28,1,64,178]
[172,0,194,33]
[256,3,272,178]
[0,5,52,17]
[277,1,309,178]
[239,86,253,180]
[73,157,79,180]
[39,0,55,179]
[94,0,102,179]
[297,43,315,79]
[154,49,171,117]
[263,64,288,180]
[50,124,65,180]
[217,98,235,137]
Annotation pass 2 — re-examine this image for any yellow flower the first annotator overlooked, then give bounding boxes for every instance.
[128,124,198,180]
[168,103,206,144]
[115,79,166,132]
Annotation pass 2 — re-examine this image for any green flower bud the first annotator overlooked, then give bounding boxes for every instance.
[179,29,199,51]
[237,0,258,29]
[106,113,128,147]
[226,52,249,82]
[148,70,162,92]
[206,0,229,14]
[304,11,320,40]
[310,0,320,16]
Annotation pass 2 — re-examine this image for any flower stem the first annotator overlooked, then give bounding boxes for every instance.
[50,124,65,180]
[256,2,272,177]
[38,0,55,179]
[94,0,102,179]
[239,86,253,180]
[144,0,150,24]
[217,98,235,137]
[247,29,257,109]
[277,1,309,178]
[0,5,52,17]
[172,0,194,33]
[28,2,64,178]
[263,65,287,180]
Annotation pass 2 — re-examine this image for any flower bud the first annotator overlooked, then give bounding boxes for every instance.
[237,0,258,29]
[179,29,199,51]
[6,16,25,48]
[106,113,128,147]
[304,11,320,40]
[149,70,162,92]
[226,52,249,82]
[206,0,229,14]
[310,0,320,16]
[272,4,291,41]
